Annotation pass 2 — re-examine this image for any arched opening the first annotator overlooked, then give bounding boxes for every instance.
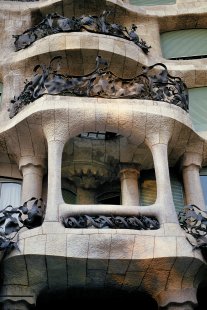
[61,131,123,205]
[196,281,207,310]
[36,288,158,309]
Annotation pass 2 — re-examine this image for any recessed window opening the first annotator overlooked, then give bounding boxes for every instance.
[78,132,120,140]
[200,167,207,207]
[128,0,175,6]
[189,87,207,132]
[161,29,207,60]
[0,178,22,210]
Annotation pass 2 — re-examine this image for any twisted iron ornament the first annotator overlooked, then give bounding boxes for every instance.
[0,198,45,257]
[178,204,207,250]
[13,11,151,54]
[9,56,189,118]
[62,214,159,230]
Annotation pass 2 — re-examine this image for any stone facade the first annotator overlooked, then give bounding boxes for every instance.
[0,0,207,309]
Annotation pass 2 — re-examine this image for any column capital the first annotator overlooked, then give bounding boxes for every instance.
[156,288,198,309]
[19,156,46,172]
[119,163,141,175]
[1,300,34,310]
[181,152,202,169]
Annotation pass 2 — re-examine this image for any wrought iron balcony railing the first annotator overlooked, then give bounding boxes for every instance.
[0,198,45,258]
[62,214,160,229]
[13,11,151,54]
[9,55,189,118]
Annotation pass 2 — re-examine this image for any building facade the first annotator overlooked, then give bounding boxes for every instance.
[0,0,207,309]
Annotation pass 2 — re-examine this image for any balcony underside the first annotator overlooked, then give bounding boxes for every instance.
[0,223,205,300]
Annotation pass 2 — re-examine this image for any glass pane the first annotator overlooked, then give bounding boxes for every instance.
[0,182,21,210]
[62,188,76,204]
[140,170,157,206]
[160,29,207,59]
[200,176,207,205]
[170,170,184,214]
[189,87,207,132]
[129,0,175,6]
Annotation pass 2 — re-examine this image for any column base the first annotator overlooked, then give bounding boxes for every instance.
[1,300,34,310]
[161,302,194,310]
[157,288,198,310]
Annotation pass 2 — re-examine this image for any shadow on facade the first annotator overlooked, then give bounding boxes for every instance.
[36,288,158,309]
[196,282,207,310]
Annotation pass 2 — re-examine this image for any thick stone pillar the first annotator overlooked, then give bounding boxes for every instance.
[182,152,206,211]
[19,157,45,204]
[148,143,178,223]
[45,140,65,221]
[119,164,140,206]
[157,288,198,310]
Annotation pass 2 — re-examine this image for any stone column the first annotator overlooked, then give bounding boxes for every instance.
[45,140,65,221]
[2,300,32,310]
[182,152,206,211]
[19,157,45,204]
[157,288,198,310]
[149,143,178,223]
[119,164,140,206]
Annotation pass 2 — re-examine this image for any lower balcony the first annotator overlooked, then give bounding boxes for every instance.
[0,220,206,309]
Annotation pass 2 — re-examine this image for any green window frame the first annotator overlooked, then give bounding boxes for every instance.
[200,167,207,207]
[140,169,184,213]
[128,0,175,6]
[189,87,207,132]
[160,29,207,60]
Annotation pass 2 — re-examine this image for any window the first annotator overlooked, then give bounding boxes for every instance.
[62,188,76,204]
[96,192,120,205]
[140,170,157,206]
[140,169,184,213]
[170,169,185,214]
[189,87,207,132]
[160,29,207,60]
[200,167,207,206]
[62,178,77,204]
[128,0,175,5]
[0,179,22,210]
[96,181,120,205]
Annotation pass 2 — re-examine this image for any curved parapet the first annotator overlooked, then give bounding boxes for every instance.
[0,224,206,307]
[7,55,188,119]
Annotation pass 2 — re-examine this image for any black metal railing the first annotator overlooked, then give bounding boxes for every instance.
[179,204,207,252]
[9,56,189,118]
[13,11,151,54]
[62,214,159,230]
[0,198,45,257]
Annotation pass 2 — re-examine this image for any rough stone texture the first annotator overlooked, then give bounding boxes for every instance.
[0,0,207,308]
